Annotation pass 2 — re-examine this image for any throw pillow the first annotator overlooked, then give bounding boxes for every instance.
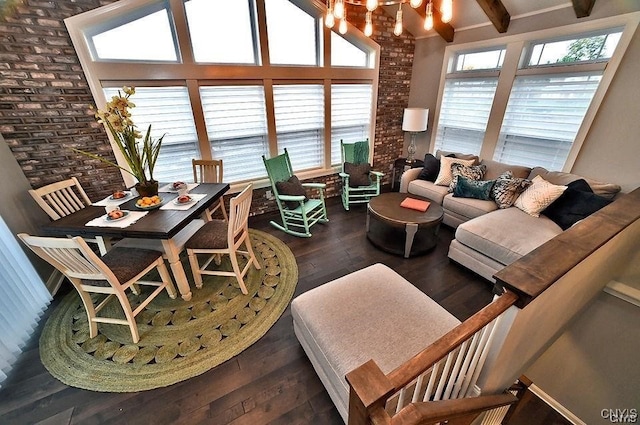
[276,175,307,209]
[344,162,371,187]
[542,179,612,230]
[433,156,476,187]
[453,176,495,200]
[491,171,532,209]
[449,163,487,192]
[417,154,441,182]
[514,175,567,217]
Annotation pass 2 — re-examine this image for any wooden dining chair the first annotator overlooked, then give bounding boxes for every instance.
[18,233,176,343]
[185,184,260,295]
[192,159,227,221]
[28,177,111,254]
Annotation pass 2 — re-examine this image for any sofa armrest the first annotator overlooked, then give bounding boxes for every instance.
[400,167,423,193]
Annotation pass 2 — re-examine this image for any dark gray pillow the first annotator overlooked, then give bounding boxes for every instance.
[344,162,371,187]
[276,175,307,209]
[418,153,454,182]
[542,179,612,230]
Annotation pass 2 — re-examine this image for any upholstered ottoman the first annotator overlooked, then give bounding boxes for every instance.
[291,263,460,422]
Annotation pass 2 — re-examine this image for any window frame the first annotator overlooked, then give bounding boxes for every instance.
[430,12,640,172]
[65,0,380,192]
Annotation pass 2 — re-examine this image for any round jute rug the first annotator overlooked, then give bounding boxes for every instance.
[39,229,297,392]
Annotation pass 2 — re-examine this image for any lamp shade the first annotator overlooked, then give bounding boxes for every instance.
[402,108,429,132]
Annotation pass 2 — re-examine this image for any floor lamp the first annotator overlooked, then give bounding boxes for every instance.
[402,108,429,163]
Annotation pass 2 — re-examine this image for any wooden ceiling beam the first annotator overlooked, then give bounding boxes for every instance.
[571,0,596,18]
[414,2,454,43]
[474,0,510,33]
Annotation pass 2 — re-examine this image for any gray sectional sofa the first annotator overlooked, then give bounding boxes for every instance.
[400,151,621,282]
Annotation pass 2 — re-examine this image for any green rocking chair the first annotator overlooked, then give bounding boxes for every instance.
[262,149,329,238]
[340,140,383,210]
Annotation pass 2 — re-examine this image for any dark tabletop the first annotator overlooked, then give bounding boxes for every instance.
[368,192,444,225]
[41,183,229,240]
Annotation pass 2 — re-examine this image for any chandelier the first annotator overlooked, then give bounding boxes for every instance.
[324,0,453,37]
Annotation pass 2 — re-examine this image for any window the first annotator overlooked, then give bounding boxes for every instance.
[264,0,318,66]
[67,0,378,185]
[331,84,373,164]
[200,86,269,182]
[103,86,198,182]
[526,30,622,66]
[185,0,258,64]
[89,4,178,62]
[273,84,324,171]
[453,49,505,71]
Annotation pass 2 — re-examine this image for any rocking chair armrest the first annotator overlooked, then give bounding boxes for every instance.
[302,183,326,189]
[338,172,349,178]
[278,194,306,202]
[370,170,384,178]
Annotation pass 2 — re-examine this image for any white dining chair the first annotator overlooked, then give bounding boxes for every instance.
[192,159,227,222]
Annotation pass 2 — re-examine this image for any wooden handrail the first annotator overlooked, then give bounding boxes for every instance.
[386,290,518,390]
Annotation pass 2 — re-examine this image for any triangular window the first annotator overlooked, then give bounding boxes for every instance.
[264,0,318,66]
[331,32,368,67]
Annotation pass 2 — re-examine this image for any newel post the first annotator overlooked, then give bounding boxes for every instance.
[346,359,395,425]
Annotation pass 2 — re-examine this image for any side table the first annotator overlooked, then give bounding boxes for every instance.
[391,157,424,191]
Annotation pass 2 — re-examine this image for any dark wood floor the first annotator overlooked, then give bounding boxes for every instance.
[0,196,570,425]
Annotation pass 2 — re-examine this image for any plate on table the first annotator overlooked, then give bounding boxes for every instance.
[174,195,195,205]
[135,196,163,210]
[104,211,130,222]
[109,191,131,201]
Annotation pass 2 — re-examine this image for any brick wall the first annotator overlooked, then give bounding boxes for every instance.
[0,1,413,215]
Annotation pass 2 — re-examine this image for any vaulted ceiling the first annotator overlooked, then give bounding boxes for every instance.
[382,0,597,41]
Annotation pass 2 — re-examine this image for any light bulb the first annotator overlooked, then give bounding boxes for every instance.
[364,11,373,37]
[339,18,348,34]
[441,0,452,23]
[394,6,403,36]
[334,0,345,20]
[325,9,335,28]
[366,0,378,12]
[424,1,433,30]
[410,0,422,8]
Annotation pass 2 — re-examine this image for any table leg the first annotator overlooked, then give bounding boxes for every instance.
[366,209,370,232]
[161,238,192,301]
[405,223,418,258]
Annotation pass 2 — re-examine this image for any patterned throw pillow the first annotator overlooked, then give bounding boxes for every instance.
[514,175,567,217]
[491,171,531,209]
[453,176,495,200]
[449,163,487,192]
[276,175,307,209]
[344,162,371,187]
[433,156,476,187]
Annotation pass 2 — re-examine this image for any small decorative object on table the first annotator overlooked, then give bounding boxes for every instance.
[401,197,430,212]
[71,86,165,198]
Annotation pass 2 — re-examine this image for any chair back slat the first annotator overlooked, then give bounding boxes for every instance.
[262,149,294,186]
[192,159,223,183]
[29,177,92,220]
[228,184,253,240]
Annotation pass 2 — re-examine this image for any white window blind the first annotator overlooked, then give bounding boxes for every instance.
[331,84,372,164]
[435,77,498,155]
[104,86,198,183]
[200,86,269,182]
[494,72,602,170]
[273,84,324,171]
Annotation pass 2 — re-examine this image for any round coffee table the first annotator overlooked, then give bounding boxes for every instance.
[367,192,444,258]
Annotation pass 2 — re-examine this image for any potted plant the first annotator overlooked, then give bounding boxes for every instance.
[73,86,164,197]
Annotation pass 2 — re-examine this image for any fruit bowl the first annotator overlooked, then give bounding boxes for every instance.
[135,195,163,210]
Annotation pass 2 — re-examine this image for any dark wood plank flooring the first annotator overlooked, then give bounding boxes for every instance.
[0,196,569,425]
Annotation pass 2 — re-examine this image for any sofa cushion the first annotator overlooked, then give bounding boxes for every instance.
[480,159,531,181]
[491,171,532,209]
[514,175,567,217]
[291,264,460,421]
[528,167,621,200]
[455,208,562,266]
[407,179,450,204]
[452,176,495,201]
[542,179,612,230]
[417,153,453,182]
[450,163,487,192]
[434,157,477,187]
[443,193,498,220]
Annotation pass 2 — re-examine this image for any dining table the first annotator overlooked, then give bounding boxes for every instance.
[40,182,229,301]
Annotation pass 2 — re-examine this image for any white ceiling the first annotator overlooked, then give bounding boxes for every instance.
[381,0,574,38]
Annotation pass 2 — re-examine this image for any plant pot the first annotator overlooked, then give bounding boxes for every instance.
[135,180,159,198]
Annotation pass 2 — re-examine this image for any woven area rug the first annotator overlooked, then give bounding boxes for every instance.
[39,229,297,392]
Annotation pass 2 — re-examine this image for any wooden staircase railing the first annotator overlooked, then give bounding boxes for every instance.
[346,290,519,425]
